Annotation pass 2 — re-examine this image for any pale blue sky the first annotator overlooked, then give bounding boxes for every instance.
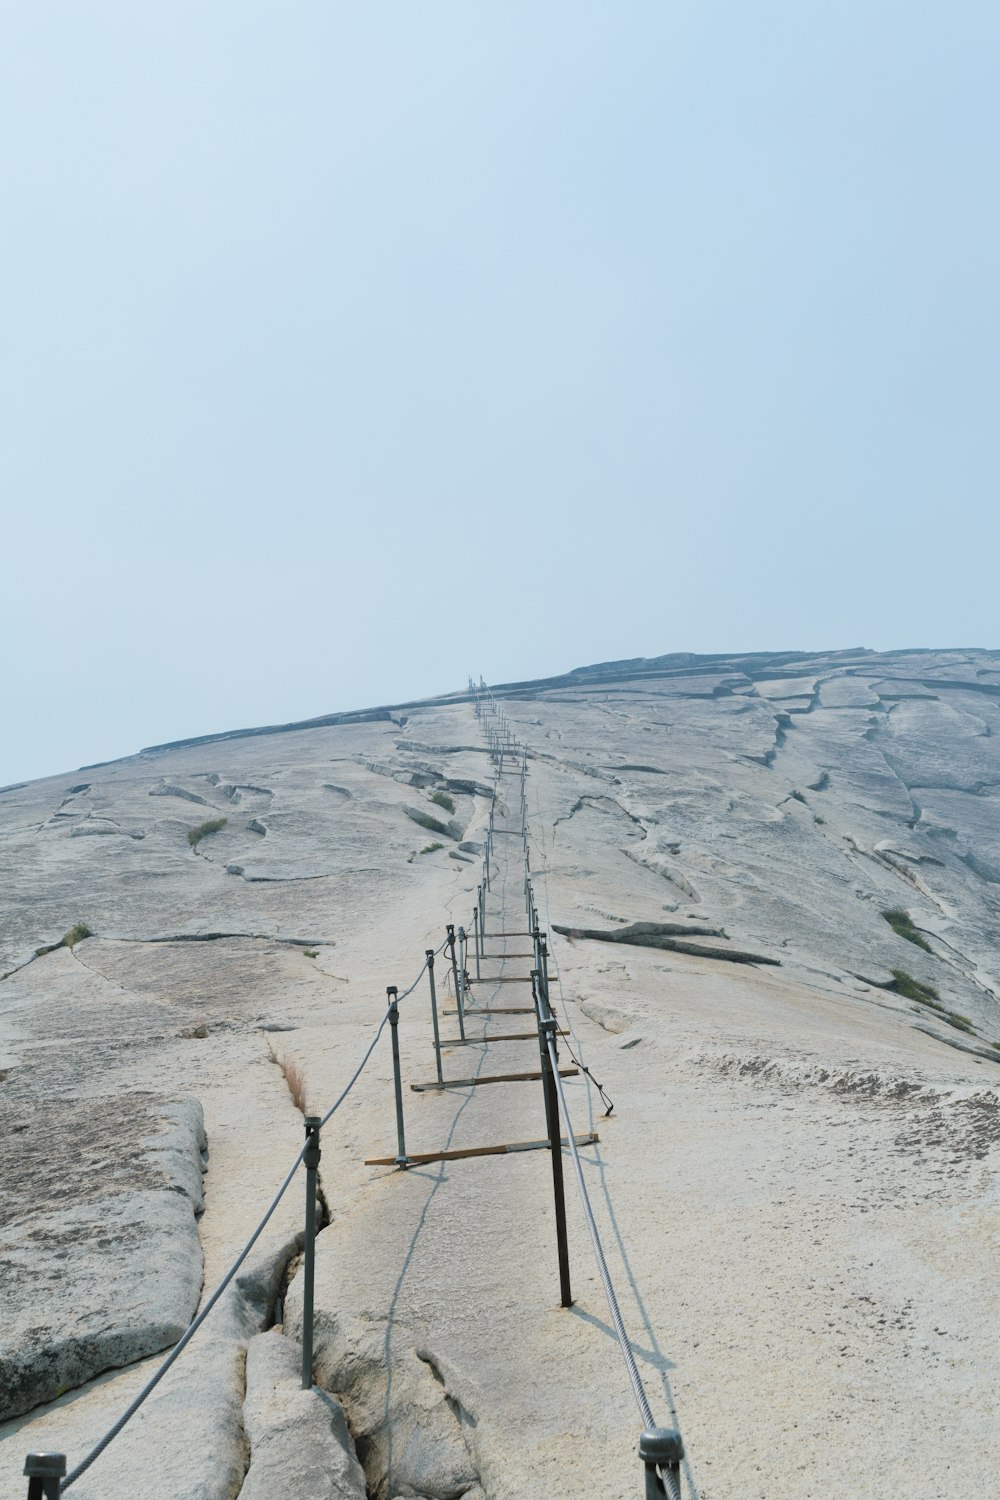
[2,3,998,784]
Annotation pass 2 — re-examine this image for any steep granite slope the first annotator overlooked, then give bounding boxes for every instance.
[1,649,998,1500]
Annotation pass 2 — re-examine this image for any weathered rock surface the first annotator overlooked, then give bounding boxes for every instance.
[289,1308,479,1500]
[0,1094,206,1419]
[1,648,999,1500]
[239,1330,366,1500]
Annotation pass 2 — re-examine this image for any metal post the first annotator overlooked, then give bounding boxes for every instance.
[472,906,481,978]
[24,1455,65,1499]
[532,969,555,1144]
[387,987,409,1168]
[639,1428,685,1499]
[540,934,550,1005]
[301,1115,321,1388]
[446,926,465,1040]
[535,975,572,1308]
[458,926,468,1013]
[426,950,443,1085]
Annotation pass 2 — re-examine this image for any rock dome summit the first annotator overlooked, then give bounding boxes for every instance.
[2,647,999,1499]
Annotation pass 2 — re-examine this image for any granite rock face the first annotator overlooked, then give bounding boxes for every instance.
[239,1330,367,1500]
[506,646,1000,1036]
[0,1093,206,1419]
[1,647,999,1500]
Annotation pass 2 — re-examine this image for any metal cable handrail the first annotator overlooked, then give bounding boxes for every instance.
[59,936,450,1490]
[491,689,683,1499]
[544,1028,653,1427]
[542,1022,683,1499]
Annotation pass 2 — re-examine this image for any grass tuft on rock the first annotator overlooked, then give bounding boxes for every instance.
[265,1038,308,1112]
[882,908,932,953]
[188,817,228,848]
[889,967,940,1004]
[429,790,456,814]
[61,922,92,949]
[303,948,319,958]
[409,809,446,834]
[420,842,445,855]
[35,922,93,957]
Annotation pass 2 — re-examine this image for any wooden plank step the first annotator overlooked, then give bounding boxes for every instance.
[364,1132,598,1167]
[411,1067,578,1092]
[440,1030,567,1045]
[468,976,560,986]
[444,1006,534,1015]
[468,976,534,984]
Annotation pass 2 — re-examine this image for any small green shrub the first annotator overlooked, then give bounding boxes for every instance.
[420,842,445,855]
[889,968,940,1004]
[430,790,456,814]
[882,908,932,953]
[188,817,228,848]
[943,1011,975,1034]
[410,809,445,834]
[303,948,319,959]
[36,921,93,957]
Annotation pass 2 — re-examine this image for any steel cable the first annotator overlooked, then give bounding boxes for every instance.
[544,1029,655,1430]
[62,1147,305,1489]
[484,700,684,1496]
[62,936,449,1490]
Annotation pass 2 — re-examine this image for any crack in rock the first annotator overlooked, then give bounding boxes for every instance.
[554,921,779,965]
[149,784,211,806]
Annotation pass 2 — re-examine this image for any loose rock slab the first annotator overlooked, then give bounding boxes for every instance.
[0,1094,206,1419]
[239,1329,366,1500]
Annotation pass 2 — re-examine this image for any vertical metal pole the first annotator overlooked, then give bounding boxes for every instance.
[23,1456,65,1499]
[458,927,468,1016]
[426,950,443,1085]
[301,1115,321,1388]
[472,906,481,978]
[533,972,572,1308]
[446,926,465,1040]
[387,987,409,1168]
[532,970,554,1145]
